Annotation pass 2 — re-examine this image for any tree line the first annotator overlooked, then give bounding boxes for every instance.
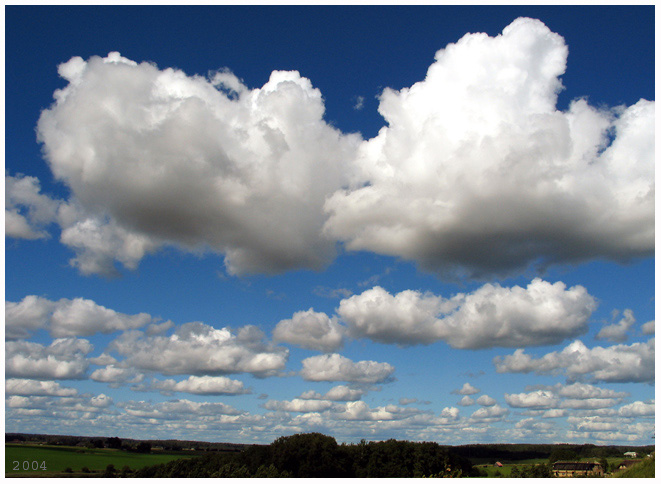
[134,432,479,478]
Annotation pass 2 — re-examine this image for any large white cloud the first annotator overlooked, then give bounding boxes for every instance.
[300,353,395,384]
[494,338,655,383]
[323,17,654,279]
[338,278,595,348]
[29,17,653,279]
[5,295,155,339]
[36,52,361,276]
[109,322,288,377]
[273,308,344,352]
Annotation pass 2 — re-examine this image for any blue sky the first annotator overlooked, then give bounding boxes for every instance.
[5,5,655,446]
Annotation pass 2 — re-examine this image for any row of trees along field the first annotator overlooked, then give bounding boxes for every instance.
[134,433,478,478]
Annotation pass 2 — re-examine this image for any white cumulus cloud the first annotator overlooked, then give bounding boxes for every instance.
[5,379,78,397]
[6,295,155,339]
[146,375,249,395]
[596,309,636,342]
[338,278,595,348]
[300,353,395,384]
[109,322,288,377]
[494,338,655,383]
[273,308,344,352]
[324,17,654,279]
[5,174,60,240]
[36,52,361,276]
[5,338,92,380]
[28,17,653,280]
[505,390,558,408]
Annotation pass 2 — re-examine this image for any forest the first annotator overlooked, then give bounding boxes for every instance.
[133,433,654,478]
[134,432,477,478]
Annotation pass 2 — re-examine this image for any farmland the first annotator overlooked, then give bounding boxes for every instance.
[5,443,193,477]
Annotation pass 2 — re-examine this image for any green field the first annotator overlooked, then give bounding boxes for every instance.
[5,444,192,476]
[476,459,547,477]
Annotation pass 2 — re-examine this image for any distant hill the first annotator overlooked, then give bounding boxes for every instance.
[5,432,247,453]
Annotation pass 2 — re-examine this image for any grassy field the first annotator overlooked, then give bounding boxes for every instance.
[476,459,547,477]
[611,457,655,478]
[5,443,192,477]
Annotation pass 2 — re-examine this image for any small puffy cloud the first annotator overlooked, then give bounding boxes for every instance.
[515,418,554,431]
[109,322,288,377]
[56,204,158,276]
[90,365,143,385]
[5,379,78,397]
[88,353,118,366]
[560,398,620,410]
[470,404,508,421]
[273,309,344,352]
[494,339,655,383]
[37,52,361,276]
[117,399,242,419]
[332,401,410,422]
[453,382,480,395]
[7,393,113,414]
[555,382,627,400]
[476,395,497,407]
[312,286,353,299]
[542,409,567,418]
[338,279,595,348]
[5,338,92,380]
[399,398,418,406]
[300,353,395,384]
[263,398,334,413]
[618,400,655,417]
[324,18,654,279]
[457,396,475,406]
[5,173,60,240]
[505,390,558,409]
[299,385,365,402]
[5,295,154,339]
[641,320,654,335]
[596,309,635,342]
[146,375,249,395]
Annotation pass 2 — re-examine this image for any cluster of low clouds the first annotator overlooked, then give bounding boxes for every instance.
[5,284,654,443]
[7,18,653,279]
[5,17,654,445]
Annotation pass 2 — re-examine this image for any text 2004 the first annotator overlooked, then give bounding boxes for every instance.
[13,461,47,471]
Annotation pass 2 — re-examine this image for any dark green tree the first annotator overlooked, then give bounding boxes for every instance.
[107,436,122,449]
[103,464,116,478]
[136,442,152,453]
[549,447,580,463]
[269,432,348,477]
